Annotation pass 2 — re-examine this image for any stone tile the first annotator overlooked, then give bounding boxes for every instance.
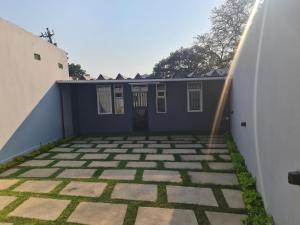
[105,136,124,141]
[172,137,196,141]
[58,143,70,147]
[162,149,197,154]
[0,168,20,177]
[99,169,136,180]
[60,181,107,197]
[0,196,17,210]
[201,149,229,154]
[181,155,214,161]
[112,183,157,201]
[96,144,119,148]
[208,162,234,170]
[143,170,182,183]
[9,197,70,221]
[219,155,231,161]
[136,141,157,144]
[148,144,171,148]
[167,186,218,206]
[205,211,247,225]
[57,169,96,178]
[19,160,54,167]
[19,168,59,178]
[206,144,228,148]
[114,154,141,161]
[0,223,13,225]
[145,154,175,161]
[70,144,94,148]
[121,144,144,148]
[76,148,100,153]
[52,153,80,159]
[132,148,157,154]
[175,144,203,148]
[81,153,109,160]
[188,172,239,185]
[148,136,168,140]
[91,140,110,144]
[67,202,127,225]
[50,147,74,153]
[14,180,61,193]
[104,148,128,153]
[164,162,202,170]
[52,160,86,167]
[161,140,192,144]
[88,161,120,168]
[114,140,134,144]
[222,189,245,208]
[127,136,146,140]
[126,162,157,168]
[135,207,198,225]
[35,153,51,159]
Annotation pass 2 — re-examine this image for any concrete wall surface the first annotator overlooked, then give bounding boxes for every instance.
[0,18,69,163]
[231,1,300,224]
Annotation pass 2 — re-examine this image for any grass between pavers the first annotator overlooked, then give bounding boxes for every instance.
[0,135,243,225]
[226,135,273,225]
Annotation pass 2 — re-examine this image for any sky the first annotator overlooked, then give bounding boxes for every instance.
[0,0,223,78]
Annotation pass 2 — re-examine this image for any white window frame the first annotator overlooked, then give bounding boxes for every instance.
[156,83,167,113]
[114,84,125,115]
[96,85,112,115]
[187,82,203,112]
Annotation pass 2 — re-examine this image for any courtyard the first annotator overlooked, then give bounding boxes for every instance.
[0,135,246,225]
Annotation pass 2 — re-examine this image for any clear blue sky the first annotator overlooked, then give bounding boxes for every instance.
[0,0,223,78]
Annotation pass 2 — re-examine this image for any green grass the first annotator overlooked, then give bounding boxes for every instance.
[226,135,273,225]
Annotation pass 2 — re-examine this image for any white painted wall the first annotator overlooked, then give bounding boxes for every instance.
[231,1,300,224]
[0,18,69,162]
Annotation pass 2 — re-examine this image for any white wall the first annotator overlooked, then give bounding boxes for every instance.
[231,1,300,225]
[0,18,69,162]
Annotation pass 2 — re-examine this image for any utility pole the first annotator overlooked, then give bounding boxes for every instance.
[40,28,57,46]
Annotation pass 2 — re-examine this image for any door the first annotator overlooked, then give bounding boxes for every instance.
[131,85,148,131]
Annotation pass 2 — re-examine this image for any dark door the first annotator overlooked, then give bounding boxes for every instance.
[132,86,148,131]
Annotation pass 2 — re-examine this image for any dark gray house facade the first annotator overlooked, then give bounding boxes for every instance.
[58,77,229,136]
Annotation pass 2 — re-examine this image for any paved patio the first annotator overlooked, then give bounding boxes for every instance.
[0,135,246,225]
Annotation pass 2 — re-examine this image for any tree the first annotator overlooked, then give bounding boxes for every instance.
[68,63,86,80]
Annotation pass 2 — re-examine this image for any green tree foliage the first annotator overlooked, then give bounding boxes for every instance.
[68,63,86,80]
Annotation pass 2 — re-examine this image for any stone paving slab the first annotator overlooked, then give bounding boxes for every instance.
[114,154,141,161]
[67,202,127,225]
[104,148,128,153]
[52,160,86,168]
[35,153,51,159]
[0,168,20,177]
[188,172,239,185]
[201,149,229,154]
[14,180,61,193]
[96,144,119,148]
[222,189,245,208]
[205,211,247,225]
[112,183,157,202]
[126,161,157,168]
[127,136,146,140]
[132,148,157,154]
[175,144,203,148]
[0,196,17,210]
[114,141,134,144]
[0,223,13,225]
[105,137,124,141]
[143,170,182,183]
[181,155,215,161]
[206,144,228,148]
[88,161,120,168]
[76,148,100,153]
[161,141,192,144]
[208,162,234,170]
[164,162,202,170]
[145,154,175,161]
[70,144,94,148]
[50,147,74,153]
[19,160,54,167]
[57,169,96,179]
[135,207,198,225]
[60,181,107,197]
[167,185,218,206]
[148,136,168,140]
[81,153,110,160]
[99,169,136,180]
[9,197,70,221]
[121,144,144,148]
[136,141,157,144]
[52,153,80,160]
[91,140,110,144]
[148,144,171,148]
[162,149,197,154]
[219,155,231,161]
[58,144,70,147]
[19,168,59,178]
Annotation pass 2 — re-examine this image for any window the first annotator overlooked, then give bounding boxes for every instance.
[58,63,63,69]
[156,83,167,113]
[187,82,203,112]
[34,53,41,61]
[97,85,112,114]
[114,84,124,114]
